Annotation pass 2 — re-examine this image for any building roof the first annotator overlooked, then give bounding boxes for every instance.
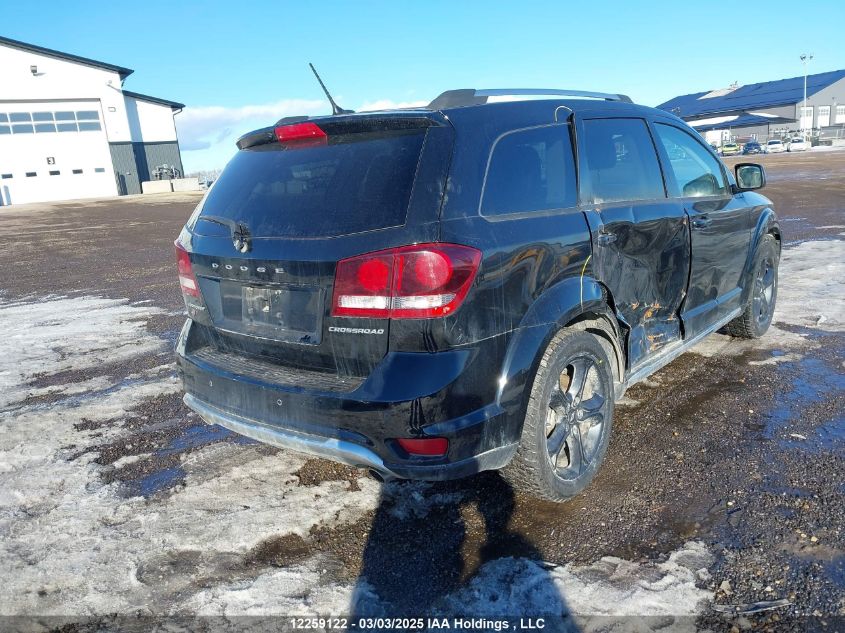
[122,90,185,111]
[657,69,845,119]
[688,112,796,133]
[0,35,134,79]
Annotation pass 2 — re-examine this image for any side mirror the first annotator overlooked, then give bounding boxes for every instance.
[734,163,766,191]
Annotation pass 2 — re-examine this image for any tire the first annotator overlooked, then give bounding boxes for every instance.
[725,234,779,339]
[502,329,615,502]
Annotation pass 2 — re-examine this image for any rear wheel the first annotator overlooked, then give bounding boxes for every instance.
[725,234,779,339]
[503,329,614,502]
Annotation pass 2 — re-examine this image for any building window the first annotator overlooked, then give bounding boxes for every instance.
[0,110,102,135]
[1,174,12,179]
[836,105,845,124]
[26,172,37,177]
[72,169,83,175]
[94,167,106,173]
[817,105,831,127]
[49,170,60,176]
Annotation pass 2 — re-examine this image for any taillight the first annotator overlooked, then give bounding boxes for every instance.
[332,243,481,319]
[396,437,449,457]
[274,122,327,147]
[175,240,199,298]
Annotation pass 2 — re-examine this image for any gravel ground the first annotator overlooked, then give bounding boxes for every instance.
[0,151,843,631]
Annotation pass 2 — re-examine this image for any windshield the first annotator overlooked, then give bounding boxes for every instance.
[194,130,426,238]
[767,140,781,145]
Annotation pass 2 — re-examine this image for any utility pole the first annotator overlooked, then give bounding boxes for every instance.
[800,53,814,139]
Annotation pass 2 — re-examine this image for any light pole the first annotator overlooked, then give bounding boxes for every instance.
[800,53,813,139]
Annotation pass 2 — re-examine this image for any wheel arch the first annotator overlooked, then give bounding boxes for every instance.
[740,208,781,305]
[497,275,626,436]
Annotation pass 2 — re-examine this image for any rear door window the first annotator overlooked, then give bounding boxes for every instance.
[653,123,728,198]
[195,129,426,238]
[582,118,666,204]
[481,124,577,216]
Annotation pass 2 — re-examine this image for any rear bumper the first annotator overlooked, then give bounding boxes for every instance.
[176,319,521,481]
[184,393,516,480]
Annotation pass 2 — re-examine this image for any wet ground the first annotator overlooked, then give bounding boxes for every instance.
[0,150,843,631]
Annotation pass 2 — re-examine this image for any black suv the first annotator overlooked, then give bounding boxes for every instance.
[175,89,779,501]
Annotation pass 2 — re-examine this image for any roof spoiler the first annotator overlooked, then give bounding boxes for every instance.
[428,88,633,109]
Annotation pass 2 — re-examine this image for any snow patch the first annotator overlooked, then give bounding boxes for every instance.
[195,541,714,622]
[776,239,845,332]
[0,295,381,616]
[0,296,168,409]
[438,541,713,620]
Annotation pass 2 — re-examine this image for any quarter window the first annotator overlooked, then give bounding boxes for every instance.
[582,118,665,203]
[481,124,577,216]
[654,124,727,198]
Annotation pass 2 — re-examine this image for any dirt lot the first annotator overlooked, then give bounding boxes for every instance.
[0,151,843,631]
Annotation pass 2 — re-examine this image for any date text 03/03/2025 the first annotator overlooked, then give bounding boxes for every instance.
[288,617,547,630]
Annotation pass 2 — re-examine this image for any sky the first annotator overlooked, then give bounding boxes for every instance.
[4,0,844,172]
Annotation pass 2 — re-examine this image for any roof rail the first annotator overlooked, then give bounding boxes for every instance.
[428,88,633,109]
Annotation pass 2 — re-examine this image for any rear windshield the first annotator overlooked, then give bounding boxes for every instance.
[767,140,781,144]
[194,130,426,238]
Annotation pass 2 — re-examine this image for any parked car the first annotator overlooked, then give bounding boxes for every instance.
[719,142,742,156]
[766,139,786,153]
[175,89,780,502]
[787,137,808,152]
[743,141,763,155]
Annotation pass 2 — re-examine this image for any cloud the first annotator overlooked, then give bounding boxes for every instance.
[176,98,328,152]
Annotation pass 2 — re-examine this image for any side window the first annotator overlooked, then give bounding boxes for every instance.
[481,125,576,216]
[654,123,728,198]
[582,118,665,204]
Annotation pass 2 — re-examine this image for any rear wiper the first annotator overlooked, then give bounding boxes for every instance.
[196,215,252,253]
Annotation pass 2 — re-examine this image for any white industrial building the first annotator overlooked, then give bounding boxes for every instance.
[0,36,185,206]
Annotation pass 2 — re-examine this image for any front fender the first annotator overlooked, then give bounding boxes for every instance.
[494,275,609,431]
[740,207,780,304]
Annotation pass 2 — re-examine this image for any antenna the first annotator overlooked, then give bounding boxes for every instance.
[309,63,353,115]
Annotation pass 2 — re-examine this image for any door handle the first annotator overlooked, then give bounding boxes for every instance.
[691,216,712,229]
[597,232,617,245]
